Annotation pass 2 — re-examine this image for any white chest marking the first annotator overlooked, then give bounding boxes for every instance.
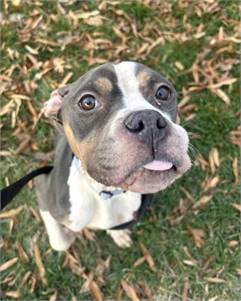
[67,157,141,231]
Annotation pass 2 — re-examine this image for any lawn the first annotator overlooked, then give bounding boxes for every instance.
[0,0,240,300]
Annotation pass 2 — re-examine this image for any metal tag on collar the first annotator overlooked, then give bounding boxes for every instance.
[99,189,125,200]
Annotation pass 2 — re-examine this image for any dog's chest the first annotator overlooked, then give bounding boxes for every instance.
[65,157,141,231]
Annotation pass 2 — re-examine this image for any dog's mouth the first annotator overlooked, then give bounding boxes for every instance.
[143,160,175,171]
[119,159,178,191]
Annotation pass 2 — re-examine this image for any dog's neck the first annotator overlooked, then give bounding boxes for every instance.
[72,156,125,199]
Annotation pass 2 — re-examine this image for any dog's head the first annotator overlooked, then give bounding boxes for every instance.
[44,61,191,193]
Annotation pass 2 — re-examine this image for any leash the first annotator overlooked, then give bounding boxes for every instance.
[0,166,53,210]
[0,165,153,230]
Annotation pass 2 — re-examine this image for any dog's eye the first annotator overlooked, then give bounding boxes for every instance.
[155,85,172,101]
[78,95,96,111]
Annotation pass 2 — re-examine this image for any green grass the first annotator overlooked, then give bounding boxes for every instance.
[0,1,240,300]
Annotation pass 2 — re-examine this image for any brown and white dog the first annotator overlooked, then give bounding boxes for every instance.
[36,61,191,251]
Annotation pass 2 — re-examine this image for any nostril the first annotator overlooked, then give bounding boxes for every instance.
[157,117,167,129]
[126,120,145,133]
[137,120,144,132]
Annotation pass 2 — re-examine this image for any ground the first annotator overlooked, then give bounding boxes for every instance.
[0,1,240,300]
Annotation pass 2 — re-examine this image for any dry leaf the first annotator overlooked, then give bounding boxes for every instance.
[232,157,239,184]
[212,88,230,104]
[34,243,47,285]
[16,241,29,262]
[208,78,237,89]
[232,203,241,213]
[188,228,205,248]
[19,271,32,288]
[175,61,184,71]
[0,257,18,272]
[206,277,226,284]
[0,206,23,219]
[229,126,241,146]
[182,278,189,301]
[192,195,212,210]
[202,177,219,192]
[208,148,220,173]
[183,260,197,266]
[140,243,156,272]
[121,280,140,301]
[5,291,20,298]
[89,280,103,301]
[133,256,146,267]
[227,240,238,248]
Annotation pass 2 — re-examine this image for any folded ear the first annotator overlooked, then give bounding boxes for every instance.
[42,85,69,119]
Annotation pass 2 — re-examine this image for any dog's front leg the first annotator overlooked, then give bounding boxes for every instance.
[39,210,75,251]
[107,229,132,248]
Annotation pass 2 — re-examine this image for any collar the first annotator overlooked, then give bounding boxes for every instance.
[72,156,126,200]
[99,189,126,200]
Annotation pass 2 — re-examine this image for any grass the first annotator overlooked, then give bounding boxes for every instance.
[0,1,240,300]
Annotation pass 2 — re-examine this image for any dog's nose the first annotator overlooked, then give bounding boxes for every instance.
[124,110,167,143]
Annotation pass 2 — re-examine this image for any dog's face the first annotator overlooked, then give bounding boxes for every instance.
[44,61,191,193]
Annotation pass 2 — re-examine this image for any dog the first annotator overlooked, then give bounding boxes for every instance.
[2,61,191,251]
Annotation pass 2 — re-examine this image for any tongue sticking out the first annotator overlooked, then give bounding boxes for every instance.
[144,160,173,171]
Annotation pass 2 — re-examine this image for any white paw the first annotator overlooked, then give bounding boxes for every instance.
[107,229,132,248]
[49,229,75,251]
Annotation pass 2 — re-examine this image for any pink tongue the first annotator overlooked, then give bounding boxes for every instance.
[144,160,173,171]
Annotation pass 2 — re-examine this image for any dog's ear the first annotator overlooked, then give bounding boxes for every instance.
[42,85,69,122]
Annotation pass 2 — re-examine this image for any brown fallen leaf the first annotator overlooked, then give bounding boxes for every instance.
[0,100,15,116]
[195,153,209,170]
[30,274,37,293]
[0,150,14,156]
[16,241,29,262]
[236,268,241,276]
[140,243,156,272]
[133,256,146,267]
[202,177,219,192]
[188,228,205,248]
[192,195,212,210]
[182,278,189,301]
[175,61,184,71]
[0,257,18,272]
[232,157,239,184]
[183,260,197,267]
[5,291,20,299]
[121,280,140,301]
[206,277,226,284]
[229,126,241,146]
[212,88,230,104]
[227,240,239,248]
[89,280,103,301]
[232,203,241,213]
[208,148,220,173]
[1,271,16,284]
[34,243,47,285]
[19,271,32,288]
[0,206,23,219]
[208,78,237,89]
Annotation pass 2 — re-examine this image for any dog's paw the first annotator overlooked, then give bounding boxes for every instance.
[49,228,75,251]
[107,229,132,248]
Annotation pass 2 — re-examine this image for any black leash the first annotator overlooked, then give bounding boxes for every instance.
[0,164,153,230]
[0,166,53,210]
